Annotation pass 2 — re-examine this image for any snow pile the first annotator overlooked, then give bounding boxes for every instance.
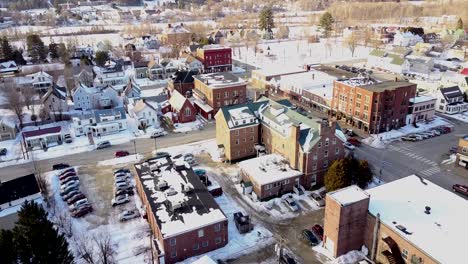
[155,139,222,162]
[332,250,365,264]
[442,112,468,123]
[98,154,143,166]
[441,154,456,165]
[173,119,204,133]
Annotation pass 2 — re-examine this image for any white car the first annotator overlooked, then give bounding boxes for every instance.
[114,172,129,179]
[69,198,89,211]
[61,180,80,190]
[112,194,130,207]
[151,129,167,138]
[118,210,140,221]
[344,142,356,150]
[283,195,299,212]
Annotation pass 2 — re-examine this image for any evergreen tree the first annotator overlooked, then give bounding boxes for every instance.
[58,43,71,66]
[324,157,373,191]
[456,18,464,30]
[49,43,60,60]
[0,37,13,61]
[320,12,334,37]
[13,201,74,264]
[26,34,47,63]
[12,50,26,65]
[258,6,274,31]
[355,160,373,188]
[0,229,17,264]
[95,51,109,67]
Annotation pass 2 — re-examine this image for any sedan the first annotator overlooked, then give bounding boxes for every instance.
[114,189,134,197]
[96,141,111,149]
[301,229,319,246]
[60,186,79,197]
[69,198,90,211]
[112,194,130,207]
[71,205,93,218]
[115,150,130,158]
[344,142,356,150]
[118,210,140,222]
[59,171,77,181]
[61,176,80,185]
[62,190,82,201]
[283,196,299,212]
[310,193,325,207]
[453,184,468,196]
[114,168,130,174]
[66,193,86,205]
[52,163,70,170]
[150,130,167,138]
[311,224,324,240]
[61,180,79,190]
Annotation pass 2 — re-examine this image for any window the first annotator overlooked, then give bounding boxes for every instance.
[216,93,220,99]
[325,138,329,146]
[235,139,239,145]
[363,105,369,111]
[215,223,221,232]
[335,147,339,154]
[323,160,328,168]
[332,138,336,145]
[365,95,370,103]
[283,179,290,185]
[185,108,192,117]
[171,251,177,258]
[170,238,176,246]
[215,237,222,244]
[224,91,228,98]
[250,127,254,133]
[235,130,239,135]
[402,249,408,260]
[324,150,328,157]
[193,244,199,250]
[356,102,361,108]
[198,229,204,238]
[356,93,362,99]
[313,153,317,160]
[318,142,322,148]
[202,241,209,248]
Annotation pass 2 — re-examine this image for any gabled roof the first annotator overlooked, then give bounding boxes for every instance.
[23,126,61,138]
[123,81,141,97]
[132,99,158,113]
[93,107,126,123]
[169,90,189,111]
[41,83,67,103]
[440,86,463,100]
[170,69,198,84]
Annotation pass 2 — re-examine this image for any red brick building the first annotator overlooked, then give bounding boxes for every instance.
[167,70,198,97]
[196,45,232,73]
[134,156,228,264]
[331,78,416,134]
[168,90,197,123]
[193,72,247,114]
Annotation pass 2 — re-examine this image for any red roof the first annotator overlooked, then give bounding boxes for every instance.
[23,126,61,138]
[460,68,468,76]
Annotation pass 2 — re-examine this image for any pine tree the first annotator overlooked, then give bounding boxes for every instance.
[13,201,74,264]
[259,6,274,31]
[324,158,352,192]
[49,43,60,60]
[320,12,334,37]
[12,50,26,65]
[0,37,13,61]
[355,160,373,188]
[26,34,47,63]
[95,51,109,67]
[0,229,16,264]
[456,18,464,30]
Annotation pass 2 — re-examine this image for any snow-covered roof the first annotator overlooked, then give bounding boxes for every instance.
[327,185,370,206]
[409,95,436,104]
[252,65,306,77]
[367,175,468,264]
[168,90,188,111]
[191,255,217,264]
[239,154,302,185]
[134,156,227,238]
[194,72,246,89]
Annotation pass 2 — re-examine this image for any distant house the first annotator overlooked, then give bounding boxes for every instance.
[402,55,434,77]
[134,61,149,79]
[180,54,203,72]
[16,70,54,93]
[168,90,196,123]
[0,60,19,75]
[122,80,141,101]
[0,119,17,141]
[129,99,160,129]
[41,83,69,118]
[72,83,122,111]
[71,107,127,137]
[159,23,191,45]
[22,126,62,150]
[393,31,424,47]
[168,69,198,97]
[207,30,225,44]
[367,48,408,74]
[406,95,436,124]
[160,59,180,77]
[435,86,468,114]
[147,59,165,80]
[93,60,127,91]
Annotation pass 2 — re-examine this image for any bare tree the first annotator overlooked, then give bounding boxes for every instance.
[74,234,97,264]
[5,85,25,127]
[361,28,374,48]
[94,231,116,264]
[22,87,36,111]
[344,31,359,57]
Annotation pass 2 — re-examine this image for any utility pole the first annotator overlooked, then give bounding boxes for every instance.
[133,139,137,159]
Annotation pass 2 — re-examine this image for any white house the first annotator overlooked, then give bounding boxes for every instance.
[0,60,19,75]
[72,107,127,137]
[402,55,434,77]
[393,31,423,47]
[93,61,128,91]
[16,71,53,92]
[129,99,160,129]
[435,86,468,114]
[72,83,122,111]
[367,49,406,74]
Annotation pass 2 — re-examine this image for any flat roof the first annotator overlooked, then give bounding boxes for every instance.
[367,175,468,264]
[252,65,306,77]
[327,185,369,206]
[359,80,415,92]
[409,95,436,104]
[239,154,303,185]
[194,72,246,89]
[0,174,40,206]
[134,156,227,238]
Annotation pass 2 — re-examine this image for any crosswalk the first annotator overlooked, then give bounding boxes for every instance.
[419,166,441,177]
[387,145,438,166]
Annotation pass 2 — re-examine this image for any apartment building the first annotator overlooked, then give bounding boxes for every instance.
[323,175,468,264]
[215,97,345,187]
[331,78,417,133]
[195,45,232,73]
[133,156,228,264]
[193,72,247,114]
[406,95,436,124]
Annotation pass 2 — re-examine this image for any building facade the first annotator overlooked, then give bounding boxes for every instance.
[195,45,232,73]
[406,95,436,124]
[168,90,197,123]
[455,135,468,168]
[71,107,127,137]
[435,86,468,114]
[72,84,122,111]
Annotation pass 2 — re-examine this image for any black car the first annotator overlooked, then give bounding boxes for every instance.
[301,229,319,246]
[155,152,170,158]
[0,148,7,156]
[62,190,82,201]
[114,188,134,197]
[114,168,130,174]
[53,163,70,170]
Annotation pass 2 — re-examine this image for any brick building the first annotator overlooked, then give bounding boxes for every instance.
[215,97,345,188]
[331,78,417,134]
[323,175,468,264]
[193,72,247,114]
[195,45,232,73]
[168,90,197,123]
[134,156,228,264]
[167,70,199,97]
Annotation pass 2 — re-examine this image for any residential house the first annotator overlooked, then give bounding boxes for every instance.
[41,83,69,118]
[0,119,17,141]
[16,70,54,93]
[148,59,165,80]
[195,45,232,73]
[402,55,434,77]
[0,60,19,75]
[207,30,226,44]
[0,174,42,230]
[251,66,307,89]
[406,95,436,124]
[435,86,468,114]
[331,78,417,133]
[159,23,192,45]
[72,83,122,111]
[456,135,468,168]
[215,97,345,187]
[122,80,141,100]
[367,48,408,74]
[124,43,142,62]
[323,176,468,264]
[134,61,149,79]
[160,59,180,77]
[393,31,424,47]
[168,90,196,123]
[22,126,62,150]
[129,99,160,129]
[239,154,303,200]
[168,69,199,97]
[133,156,228,264]
[180,54,203,72]
[73,66,94,87]
[193,72,247,115]
[93,61,127,91]
[71,107,127,137]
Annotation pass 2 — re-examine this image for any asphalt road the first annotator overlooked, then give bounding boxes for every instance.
[0,123,216,182]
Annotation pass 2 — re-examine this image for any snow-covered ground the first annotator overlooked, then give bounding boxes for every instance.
[173,118,205,133]
[441,112,468,123]
[362,116,451,148]
[98,154,143,167]
[156,139,222,162]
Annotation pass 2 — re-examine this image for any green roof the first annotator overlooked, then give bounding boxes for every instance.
[389,54,405,65]
[370,49,385,57]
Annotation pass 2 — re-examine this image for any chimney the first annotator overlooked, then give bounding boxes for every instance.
[168,23,172,28]
[395,77,398,82]
[424,206,431,215]
[312,73,315,80]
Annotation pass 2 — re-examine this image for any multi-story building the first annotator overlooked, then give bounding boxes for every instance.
[0,119,17,141]
[195,45,232,73]
[72,83,122,111]
[16,70,54,93]
[193,72,247,115]
[168,70,199,97]
[159,23,192,45]
[331,78,417,133]
[133,155,228,264]
[71,107,127,137]
[41,83,70,119]
[406,95,436,124]
[435,86,468,114]
[251,66,307,89]
[455,135,468,168]
[323,175,468,264]
[215,97,345,187]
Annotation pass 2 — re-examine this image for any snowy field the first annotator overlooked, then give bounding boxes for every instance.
[362,116,451,148]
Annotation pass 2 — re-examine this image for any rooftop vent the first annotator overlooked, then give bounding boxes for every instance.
[165,187,177,196]
[424,206,431,215]
[156,180,168,191]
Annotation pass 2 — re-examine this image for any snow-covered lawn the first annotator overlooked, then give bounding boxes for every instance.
[441,112,468,123]
[98,154,143,166]
[156,139,222,162]
[173,119,205,133]
[362,116,451,148]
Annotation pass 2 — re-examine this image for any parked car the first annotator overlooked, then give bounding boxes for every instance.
[344,142,356,150]
[150,130,167,138]
[115,181,130,189]
[66,193,86,205]
[453,184,468,196]
[114,188,134,197]
[194,169,207,177]
[407,135,423,141]
[52,163,70,170]
[114,168,130,174]
[96,141,111,149]
[59,171,77,181]
[347,138,361,147]
[431,130,441,136]
[0,148,7,156]
[115,185,133,194]
[115,178,128,185]
[118,210,140,221]
[416,133,429,139]
[64,134,73,143]
[62,190,82,201]
[61,176,80,185]
[310,193,325,207]
[401,136,418,142]
[71,205,93,218]
[115,174,129,182]
[112,194,130,206]
[115,150,130,158]
[283,195,299,212]
[60,167,75,175]
[154,152,170,159]
[311,224,324,240]
[301,229,319,246]
[346,129,355,137]
[61,180,80,190]
[281,253,297,264]
[69,198,90,211]
[60,185,79,197]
